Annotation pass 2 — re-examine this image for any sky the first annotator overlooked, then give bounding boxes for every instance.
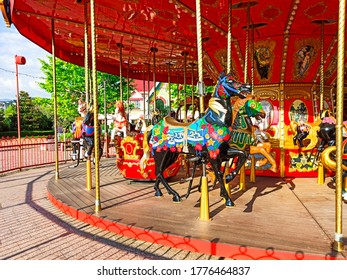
[0,23,50,100]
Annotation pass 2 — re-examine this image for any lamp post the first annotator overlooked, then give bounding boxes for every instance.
[15,55,26,171]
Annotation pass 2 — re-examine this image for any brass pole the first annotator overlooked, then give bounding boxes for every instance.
[251,23,255,94]
[244,3,250,83]
[52,19,59,180]
[316,22,327,186]
[330,86,336,116]
[147,63,151,123]
[117,43,124,102]
[190,62,195,119]
[320,22,325,113]
[182,51,189,122]
[84,1,92,190]
[90,0,101,212]
[195,0,205,116]
[196,0,209,221]
[127,62,130,119]
[143,71,146,122]
[333,0,345,252]
[151,47,158,112]
[227,0,232,74]
[84,0,89,104]
[279,83,285,177]
[167,62,173,111]
[104,80,109,158]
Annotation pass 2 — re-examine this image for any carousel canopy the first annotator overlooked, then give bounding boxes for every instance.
[1,0,344,87]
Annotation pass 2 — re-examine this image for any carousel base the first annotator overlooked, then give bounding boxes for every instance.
[47,158,347,260]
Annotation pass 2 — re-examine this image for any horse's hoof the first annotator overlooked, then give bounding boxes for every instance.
[225,199,235,208]
[173,196,181,203]
[154,190,163,197]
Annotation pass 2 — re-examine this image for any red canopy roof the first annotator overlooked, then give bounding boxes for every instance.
[3,0,343,86]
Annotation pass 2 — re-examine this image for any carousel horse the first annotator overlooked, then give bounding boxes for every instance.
[134,117,147,134]
[71,99,88,165]
[289,110,346,163]
[140,72,251,206]
[320,139,347,200]
[227,96,277,175]
[290,117,321,150]
[82,105,103,161]
[111,101,128,139]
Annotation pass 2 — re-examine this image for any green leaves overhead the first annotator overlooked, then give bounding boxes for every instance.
[38,55,135,129]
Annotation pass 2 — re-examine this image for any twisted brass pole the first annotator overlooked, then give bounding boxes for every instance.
[320,22,325,113]
[227,0,232,74]
[84,1,92,190]
[195,0,205,116]
[190,62,195,119]
[182,51,189,122]
[143,71,146,121]
[127,62,130,119]
[244,3,250,83]
[151,47,158,113]
[84,1,89,104]
[333,0,345,252]
[117,43,124,102]
[167,62,172,111]
[90,0,101,212]
[147,63,150,122]
[52,19,59,180]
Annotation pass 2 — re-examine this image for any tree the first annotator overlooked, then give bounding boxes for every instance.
[3,103,17,131]
[0,109,9,131]
[32,97,54,130]
[38,56,135,129]
[169,83,214,108]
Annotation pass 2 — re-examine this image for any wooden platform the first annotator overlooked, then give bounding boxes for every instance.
[47,158,347,260]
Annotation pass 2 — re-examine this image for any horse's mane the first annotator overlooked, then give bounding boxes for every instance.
[207,97,227,116]
[232,95,253,121]
[115,101,127,119]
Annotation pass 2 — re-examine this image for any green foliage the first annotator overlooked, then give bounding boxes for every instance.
[0,91,54,132]
[38,56,135,129]
[169,83,214,108]
[3,103,17,131]
[155,99,170,118]
[0,109,8,131]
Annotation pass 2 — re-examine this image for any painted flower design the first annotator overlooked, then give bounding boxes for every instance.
[163,126,169,134]
[195,143,203,151]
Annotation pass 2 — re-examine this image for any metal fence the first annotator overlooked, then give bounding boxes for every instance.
[0,136,117,174]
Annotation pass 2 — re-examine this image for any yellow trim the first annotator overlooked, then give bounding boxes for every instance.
[0,0,11,27]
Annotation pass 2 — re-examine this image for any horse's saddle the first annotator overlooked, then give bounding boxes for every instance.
[164,116,191,128]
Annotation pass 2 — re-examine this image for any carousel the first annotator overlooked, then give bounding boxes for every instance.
[2,0,347,257]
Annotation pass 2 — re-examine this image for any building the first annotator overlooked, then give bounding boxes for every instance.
[128,80,170,123]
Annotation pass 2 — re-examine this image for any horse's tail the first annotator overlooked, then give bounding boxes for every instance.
[140,125,153,171]
[302,125,320,151]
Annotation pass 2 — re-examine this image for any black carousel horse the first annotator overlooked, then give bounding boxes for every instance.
[82,106,103,162]
[140,72,251,207]
[290,110,339,163]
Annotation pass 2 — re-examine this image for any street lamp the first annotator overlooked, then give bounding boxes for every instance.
[15,55,26,171]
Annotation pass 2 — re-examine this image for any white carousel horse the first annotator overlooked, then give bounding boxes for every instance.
[78,98,88,117]
[110,101,128,139]
[134,117,147,133]
[71,99,88,162]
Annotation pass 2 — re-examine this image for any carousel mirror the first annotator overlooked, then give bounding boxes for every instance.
[289,99,308,123]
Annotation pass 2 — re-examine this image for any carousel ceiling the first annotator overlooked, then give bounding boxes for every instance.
[1,0,344,87]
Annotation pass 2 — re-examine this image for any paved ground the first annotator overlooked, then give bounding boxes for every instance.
[0,164,226,260]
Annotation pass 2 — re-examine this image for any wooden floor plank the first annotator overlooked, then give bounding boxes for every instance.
[47,158,347,259]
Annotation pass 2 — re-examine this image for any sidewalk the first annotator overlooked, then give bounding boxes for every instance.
[0,163,225,260]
